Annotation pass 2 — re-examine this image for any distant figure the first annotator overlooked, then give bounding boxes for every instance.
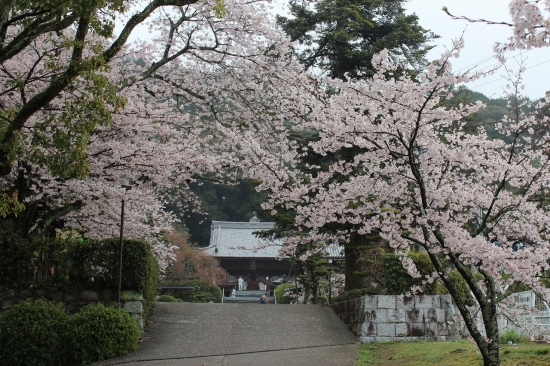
[260,293,267,304]
[231,288,236,297]
[238,276,244,291]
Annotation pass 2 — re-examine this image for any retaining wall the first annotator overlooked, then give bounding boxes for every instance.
[330,294,460,342]
[0,288,145,331]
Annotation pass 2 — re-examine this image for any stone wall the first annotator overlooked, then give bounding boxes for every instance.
[0,288,145,331]
[330,294,460,342]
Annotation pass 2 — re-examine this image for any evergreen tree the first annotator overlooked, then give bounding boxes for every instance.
[277,0,437,80]
[275,1,437,291]
[169,179,267,247]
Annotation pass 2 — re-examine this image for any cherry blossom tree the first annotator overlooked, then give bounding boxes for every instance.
[0,0,316,269]
[0,0,213,177]
[444,0,550,58]
[230,39,550,364]
[0,0,281,221]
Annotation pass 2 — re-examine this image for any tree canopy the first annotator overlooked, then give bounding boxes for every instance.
[4,2,550,365]
[0,0,205,177]
[277,0,437,80]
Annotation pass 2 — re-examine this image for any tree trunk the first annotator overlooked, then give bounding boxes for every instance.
[479,292,500,366]
[302,290,310,304]
[426,249,501,366]
[344,232,364,290]
[483,337,500,366]
[312,272,318,304]
[344,231,387,291]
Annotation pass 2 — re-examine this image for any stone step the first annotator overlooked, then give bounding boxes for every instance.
[224,291,274,303]
[223,296,274,304]
[227,291,271,298]
[234,290,268,296]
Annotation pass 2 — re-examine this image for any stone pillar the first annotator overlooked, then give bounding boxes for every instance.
[122,290,145,331]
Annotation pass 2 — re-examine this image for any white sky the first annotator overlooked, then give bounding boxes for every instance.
[403,0,550,99]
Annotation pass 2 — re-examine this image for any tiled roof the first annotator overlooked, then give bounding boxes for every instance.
[202,221,283,258]
[202,220,345,259]
[325,243,346,258]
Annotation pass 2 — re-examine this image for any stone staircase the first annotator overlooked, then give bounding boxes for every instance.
[223,290,274,304]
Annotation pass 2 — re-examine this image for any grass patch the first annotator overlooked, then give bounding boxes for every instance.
[356,341,550,366]
[356,342,380,365]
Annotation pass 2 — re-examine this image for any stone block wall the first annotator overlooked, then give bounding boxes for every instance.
[330,294,459,342]
[0,289,145,331]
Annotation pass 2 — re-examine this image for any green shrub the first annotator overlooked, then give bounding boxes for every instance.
[70,304,140,365]
[383,252,441,295]
[446,270,477,306]
[274,283,295,304]
[157,294,179,302]
[212,284,223,302]
[383,252,479,305]
[500,329,530,344]
[65,238,158,323]
[0,222,55,289]
[333,288,371,303]
[169,279,222,303]
[0,231,158,324]
[317,295,328,305]
[192,285,208,302]
[0,299,70,366]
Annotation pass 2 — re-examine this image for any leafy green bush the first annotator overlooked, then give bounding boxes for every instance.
[383,252,478,305]
[333,288,371,303]
[274,283,295,304]
[66,238,158,323]
[0,299,70,366]
[500,329,530,344]
[168,279,222,303]
[207,282,223,303]
[0,231,158,322]
[317,295,328,305]
[446,270,476,306]
[157,294,179,302]
[0,222,57,289]
[383,252,441,295]
[70,304,140,365]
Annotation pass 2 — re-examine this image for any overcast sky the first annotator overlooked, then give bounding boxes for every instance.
[270,0,550,99]
[403,0,550,99]
[123,1,550,100]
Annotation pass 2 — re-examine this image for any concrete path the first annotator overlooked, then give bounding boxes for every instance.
[98,302,360,366]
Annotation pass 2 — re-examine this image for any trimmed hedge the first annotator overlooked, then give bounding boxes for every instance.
[0,299,70,366]
[328,251,479,305]
[383,252,476,305]
[58,237,158,323]
[70,304,140,365]
[0,232,158,324]
[166,279,222,303]
[157,294,179,302]
[0,222,37,288]
[0,300,141,365]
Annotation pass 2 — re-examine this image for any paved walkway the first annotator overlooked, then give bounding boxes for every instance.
[98,302,360,366]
